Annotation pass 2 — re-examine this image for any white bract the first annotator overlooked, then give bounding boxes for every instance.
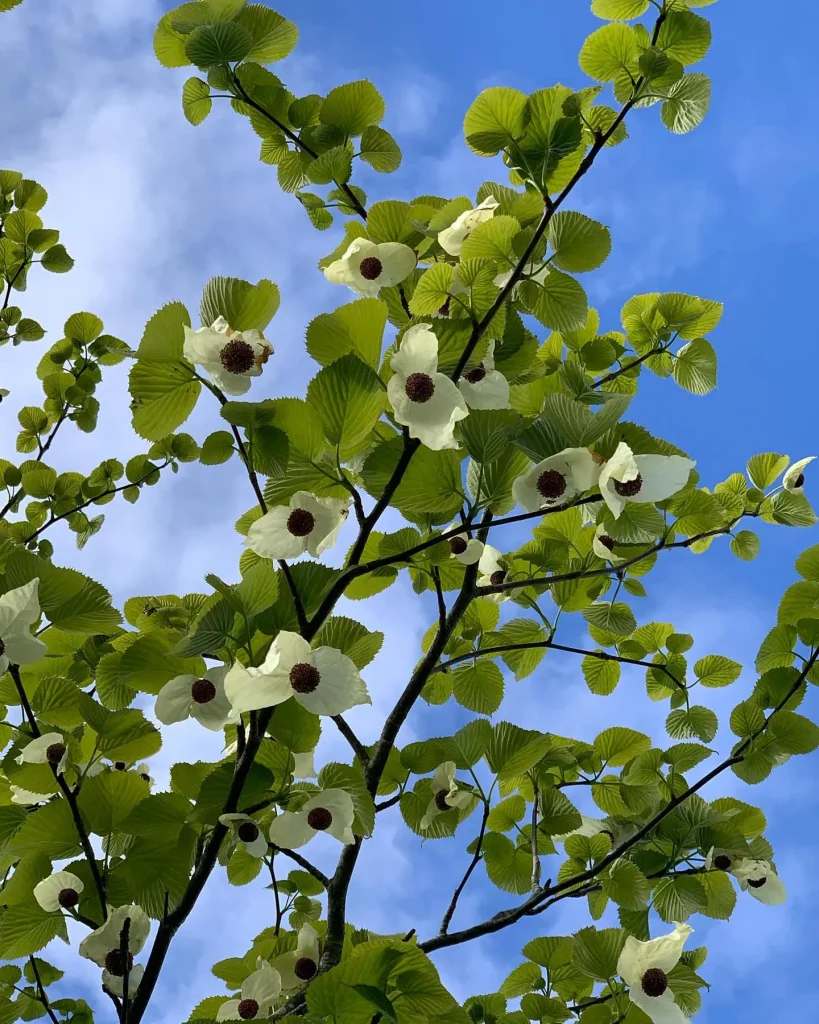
[155,664,237,732]
[732,858,787,905]
[553,814,617,845]
[420,762,473,830]
[458,341,510,411]
[216,958,283,1021]
[245,491,350,561]
[34,870,85,913]
[272,923,321,990]
[617,922,693,1024]
[0,579,47,675]
[183,316,273,396]
[269,788,355,850]
[592,524,623,562]
[445,523,484,565]
[438,196,500,256]
[323,238,417,296]
[111,761,154,786]
[387,324,468,451]
[292,750,317,779]
[477,545,511,603]
[512,447,601,512]
[10,785,50,805]
[492,261,550,290]
[783,456,815,494]
[79,904,150,998]
[599,442,695,520]
[16,732,68,775]
[219,814,268,859]
[225,631,370,716]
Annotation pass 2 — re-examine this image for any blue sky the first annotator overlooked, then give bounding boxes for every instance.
[3,0,819,1021]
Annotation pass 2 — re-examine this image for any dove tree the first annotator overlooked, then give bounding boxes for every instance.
[1,2,817,1024]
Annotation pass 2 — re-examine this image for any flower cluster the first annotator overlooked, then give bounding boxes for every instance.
[705,847,787,904]
[183,316,273,395]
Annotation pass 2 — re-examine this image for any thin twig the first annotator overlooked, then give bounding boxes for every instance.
[269,860,283,936]
[331,714,370,766]
[119,916,131,1024]
[439,802,490,935]
[28,957,60,1024]
[270,847,330,889]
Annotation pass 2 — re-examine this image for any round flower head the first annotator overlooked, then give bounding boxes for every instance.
[438,196,499,257]
[732,858,787,905]
[79,904,150,996]
[245,491,350,561]
[445,523,484,566]
[269,788,355,850]
[0,578,47,675]
[155,664,238,732]
[16,732,68,775]
[217,958,283,1021]
[783,456,815,494]
[219,814,269,859]
[599,442,695,520]
[458,341,510,411]
[512,448,601,513]
[477,545,511,603]
[183,316,273,396]
[271,923,321,990]
[34,870,85,913]
[592,524,623,563]
[292,750,317,779]
[420,762,473,830]
[387,324,468,451]
[225,631,371,717]
[323,238,417,297]
[704,846,739,873]
[492,261,550,291]
[617,922,693,1024]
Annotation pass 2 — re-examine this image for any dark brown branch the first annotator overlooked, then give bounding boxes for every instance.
[268,859,284,936]
[279,558,308,634]
[439,802,490,935]
[593,345,666,390]
[119,916,131,1024]
[331,714,370,766]
[431,566,447,635]
[375,792,402,813]
[270,846,330,889]
[28,957,60,1024]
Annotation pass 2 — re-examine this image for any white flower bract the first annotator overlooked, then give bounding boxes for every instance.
[458,341,510,411]
[783,456,815,494]
[245,491,350,561]
[732,858,787,905]
[271,923,321,991]
[16,732,68,775]
[79,904,151,968]
[268,788,356,850]
[592,524,623,562]
[420,762,473,830]
[216,958,283,1021]
[617,922,693,1024]
[219,814,269,858]
[598,442,695,520]
[438,196,499,256]
[477,545,511,603]
[224,631,371,717]
[492,261,550,291]
[445,523,484,565]
[512,447,601,513]
[34,870,85,913]
[0,579,47,676]
[104,964,145,998]
[183,316,273,396]
[292,750,317,779]
[155,664,237,731]
[387,324,468,451]
[323,238,417,296]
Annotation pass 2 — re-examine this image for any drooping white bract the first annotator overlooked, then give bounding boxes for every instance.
[477,544,511,603]
[272,923,321,990]
[492,261,550,291]
[16,732,68,775]
[79,904,150,999]
[438,196,500,257]
[225,631,371,717]
[219,814,269,859]
[216,958,283,1021]
[731,858,787,905]
[512,448,601,512]
[592,524,623,563]
[110,761,154,786]
[245,491,350,561]
[420,762,473,830]
[458,341,510,411]
[445,523,484,565]
[599,442,695,520]
[783,456,816,494]
[552,814,616,845]
[324,238,416,296]
[34,870,85,913]
[268,788,355,850]
[10,785,50,805]
[617,922,693,1024]
[387,324,468,451]
[183,316,273,396]
[155,664,237,732]
[292,750,317,779]
[0,578,47,675]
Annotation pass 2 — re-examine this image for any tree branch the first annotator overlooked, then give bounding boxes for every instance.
[270,846,330,889]
[331,714,370,767]
[439,802,490,935]
[28,957,60,1024]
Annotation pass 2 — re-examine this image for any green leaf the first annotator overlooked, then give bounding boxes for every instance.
[7,800,80,860]
[65,311,103,343]
[547,212,611,273]
[409,264,455,316]
[538,788,582,834]
[730,530,760,562]
[318,762,376,837]
[604,859,650,909]
[747,452,789,489]
[582,655,621,696]
[694,654,742,688]
[579,24,639,83]
[729,700,765,738]
[200,430,235,465]
[452,661,505,716]
[314,616,383,669]
[657,11,712,65]
[235,5,298,63]
[583,602,636,637]
[492,618,548,680]
[464,87,530,156]
[672,338,717,395]
[359,126,402,173]
[482,832,535,894]
[344,985,398,1022]
[661,73,711,134]
[594,726,651,767]
[571,927,624,981]
[459,409,523,465]
[768,710,819,755]
[487,722,549,777]
[699,869,736,920]
[41,244,74,273]
[520,270,588,333]
[0,904,67,958]
[307,353,386,459]
[591,0,649,17]
[500,961,543,998]
[486,795,527,832]
[154,14,191,68]
[183,77,212,125]
[320,81,385,135]
[652,876,707,923]
[129,360,201,441]
[76,770,149,834]
[460,215,521,263]
[666,706,718,743]
[305,297,387,369]
[200,276,280,332]
[185,22,253,65]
